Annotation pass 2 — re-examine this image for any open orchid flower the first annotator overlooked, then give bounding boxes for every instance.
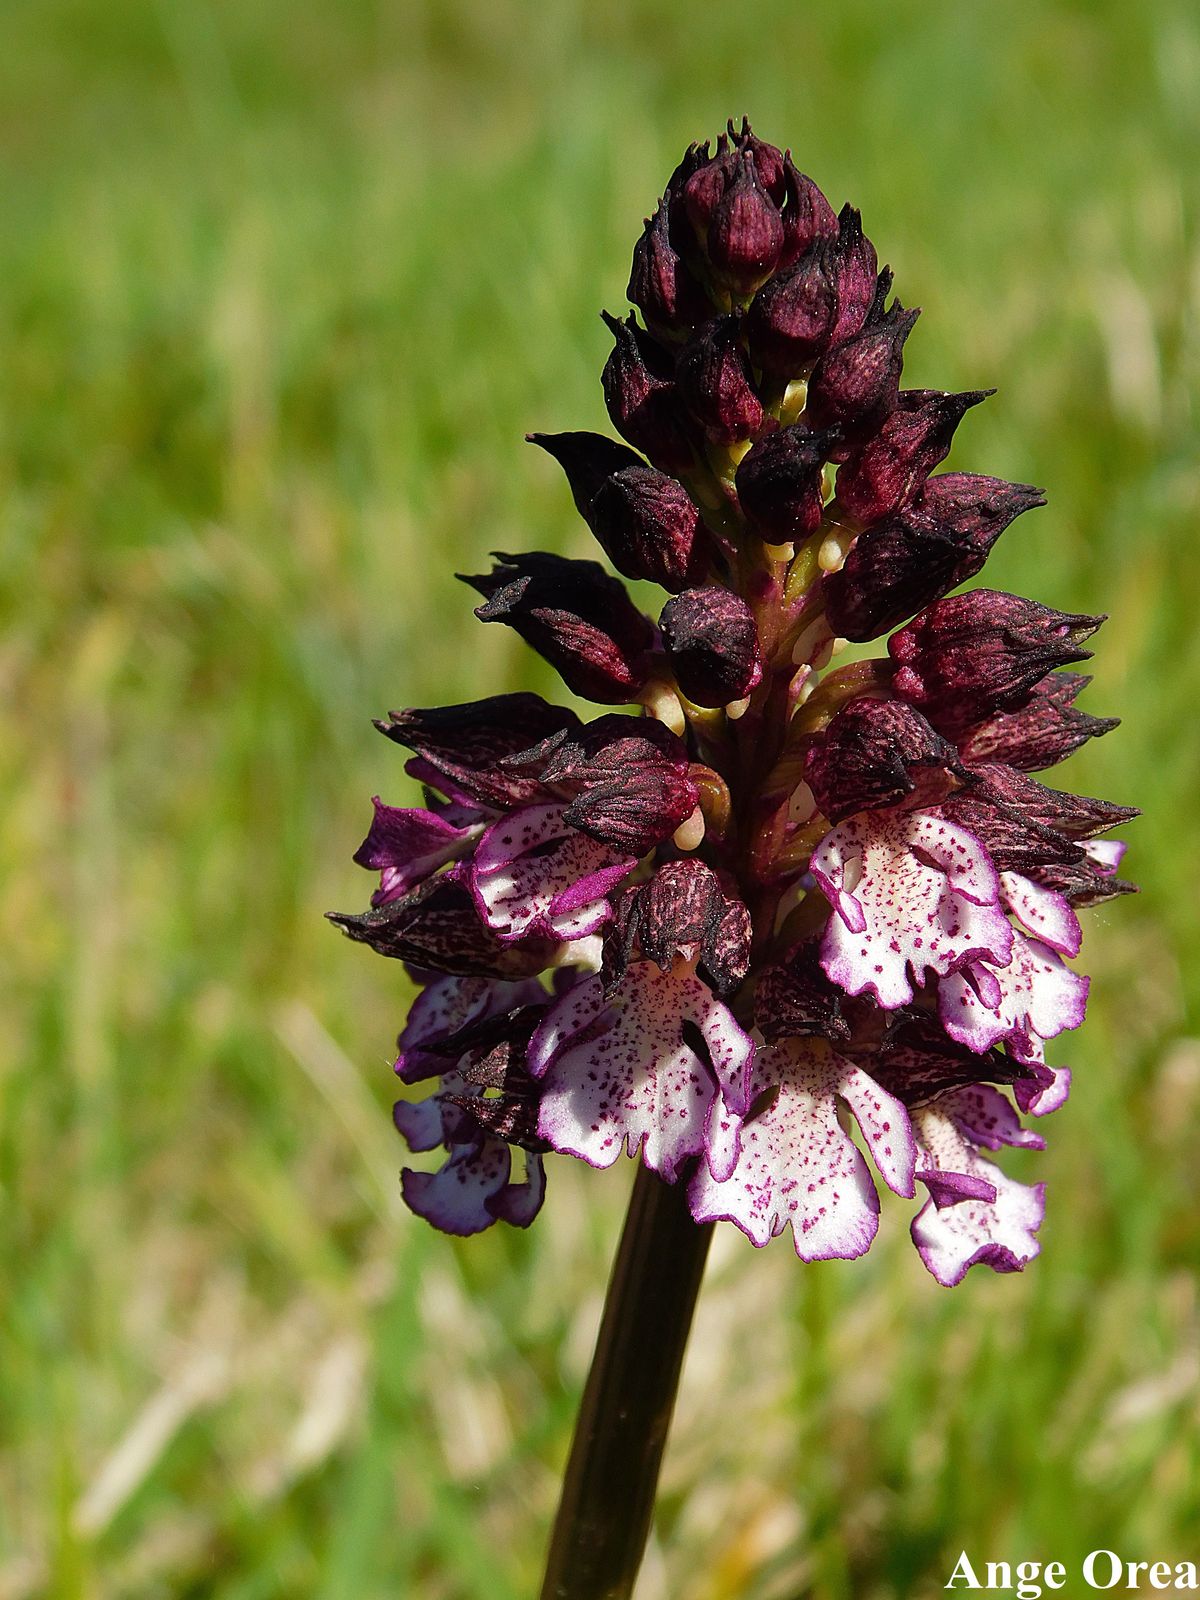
[333,119,1133,1287]
[688,1036,916,1260]
[393,974,551,1234]
[910,1086,1048,1287]
[529,956,753,1183]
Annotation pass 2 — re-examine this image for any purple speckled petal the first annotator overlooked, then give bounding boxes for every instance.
[688,1038,915,1257]
[812,810,1013,1009]
[526,970,614,1076]
[999,871,1082,957]
[946,1084,1046,1152]
[911,1094,1044,1286]
[938,932,1089,1053]
[704,1084,744,1186]
[401,1135,513,1236]
[840,1065,919,1196]
[472,803,636,943]
[529,961,753,1182]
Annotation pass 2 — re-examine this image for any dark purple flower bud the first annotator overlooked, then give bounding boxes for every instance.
[728,117,787,202]
[822,521,942,643]
[562,762,697,857]
[675,317,765,444]
[754,941,849,1042]
[377,693,581,808]
[828,206,880,345]
[529,430,710,591]
[705,149,784,295]
[587,465,710,592]
[592,467,713,595]
[777,155,839,270]
[601,312,697,474]
[834,390,993,523]
[681,129,797,287]
[628,194,711,334]
[659,587,763,707]
[823,472,1045,642]
[665,142,710,201]
[541,711,691,786]
[527,431,645,518]
[541,714,699,856]
[607,859,751,994]
[735,423,832,543]
[962,763,1139,843]
[1028,855,1137,909]
[461,551,655,705]
[866,1013,1027,1104]
[328,876,559,979]
[937,785,1083,876]
[918,474,1045,544]
[681,133,733,233]
[806,301,920,447]
[865,266,895,324]
[804,697,965,822]
[936,764,1138,903]
[957,672,1120,772]
[747,240,839,375]
[889,590,1104,736]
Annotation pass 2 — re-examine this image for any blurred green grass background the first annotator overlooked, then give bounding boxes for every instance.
[1,0,1198,1595]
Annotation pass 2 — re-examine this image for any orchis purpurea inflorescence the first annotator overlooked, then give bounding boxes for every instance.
[333,119,1134,1291]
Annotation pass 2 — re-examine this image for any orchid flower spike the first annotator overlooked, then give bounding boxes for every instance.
[334,120,1134,1288]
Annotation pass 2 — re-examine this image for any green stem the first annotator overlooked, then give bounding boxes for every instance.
[539,1162,715,1600]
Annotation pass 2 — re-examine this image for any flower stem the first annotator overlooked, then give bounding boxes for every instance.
[539,1162,715,1600]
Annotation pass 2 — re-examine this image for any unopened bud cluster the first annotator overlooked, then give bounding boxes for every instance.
[334,121,1133,1284]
